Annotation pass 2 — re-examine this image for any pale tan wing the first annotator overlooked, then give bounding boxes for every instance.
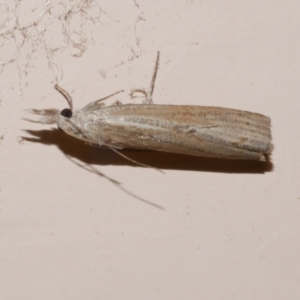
[86,104,272,161]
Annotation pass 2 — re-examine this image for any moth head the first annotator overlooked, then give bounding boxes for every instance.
[57,103,90,141]
[57,108,75,132]
[27,85,92,141]
[56,109,87,140]
[27,85,72,122]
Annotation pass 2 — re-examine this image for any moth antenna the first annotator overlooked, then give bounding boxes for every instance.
[54,84,73,110]
[107,146,164,173]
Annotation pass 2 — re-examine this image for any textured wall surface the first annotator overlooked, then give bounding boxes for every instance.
[0,1,299,299]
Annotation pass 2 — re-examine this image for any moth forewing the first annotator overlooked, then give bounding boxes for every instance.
[66,104,272,161]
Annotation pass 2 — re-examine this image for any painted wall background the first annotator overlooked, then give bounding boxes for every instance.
[0,1,299,299]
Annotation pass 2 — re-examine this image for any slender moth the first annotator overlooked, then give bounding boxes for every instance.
[29,52,272,163]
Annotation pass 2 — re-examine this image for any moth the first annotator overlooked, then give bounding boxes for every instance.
[29,52,272,164]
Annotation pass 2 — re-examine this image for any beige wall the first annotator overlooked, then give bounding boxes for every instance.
[0,1,299,299]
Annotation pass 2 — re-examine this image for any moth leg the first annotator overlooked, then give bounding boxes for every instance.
[145,51,160,104]
[130,88,147,103]
[93,90,124,104]
[130,51,160,105]
[107,145,163,173]
[82,90,124,111]
[111,99,123,106]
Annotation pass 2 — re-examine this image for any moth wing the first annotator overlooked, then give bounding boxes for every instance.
[85,104,272,161]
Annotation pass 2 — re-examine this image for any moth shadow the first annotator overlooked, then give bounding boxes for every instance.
[23,129,273,174]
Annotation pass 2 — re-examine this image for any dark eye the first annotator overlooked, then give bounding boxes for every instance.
[61,108,72,118]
